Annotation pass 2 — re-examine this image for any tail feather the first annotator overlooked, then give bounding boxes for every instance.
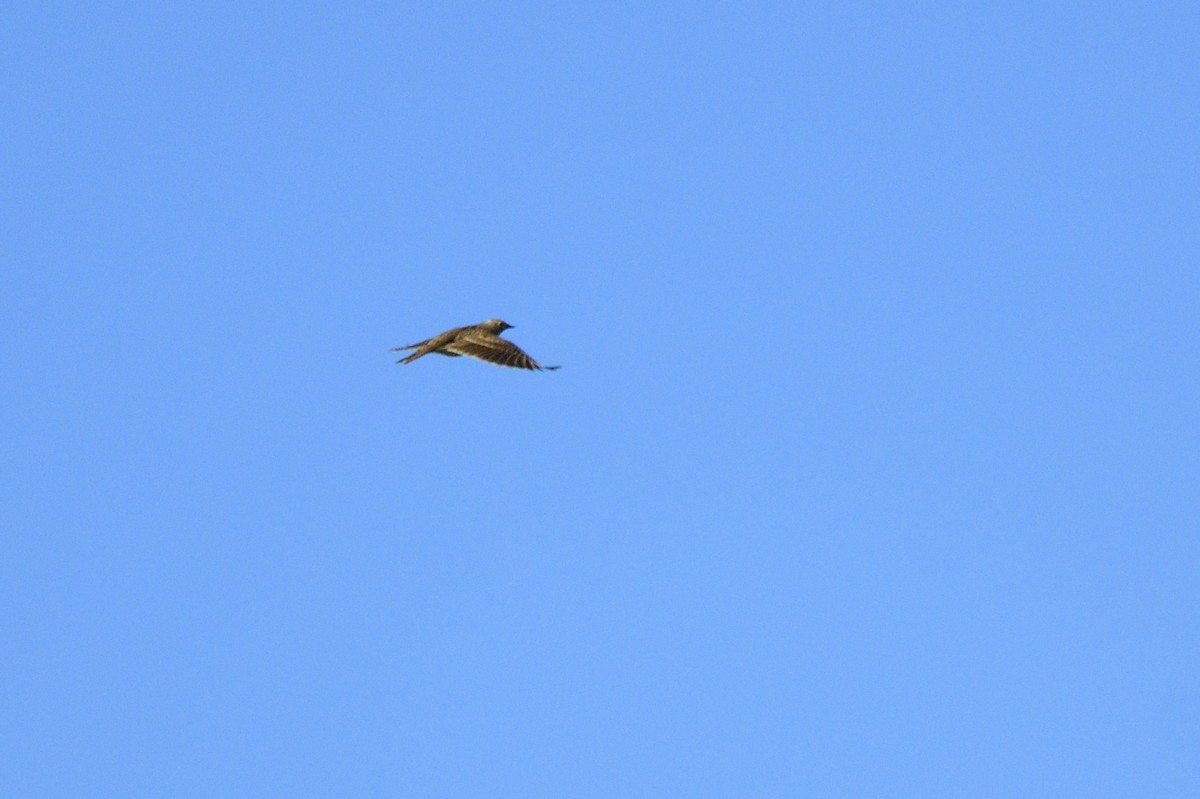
[391,339,428,364]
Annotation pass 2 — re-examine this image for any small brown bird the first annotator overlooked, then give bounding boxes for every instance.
[392,319,560,371]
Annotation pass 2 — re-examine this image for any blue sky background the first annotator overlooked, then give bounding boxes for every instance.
[3,2,1197,796]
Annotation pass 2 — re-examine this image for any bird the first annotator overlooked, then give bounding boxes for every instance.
[391,319,560,371]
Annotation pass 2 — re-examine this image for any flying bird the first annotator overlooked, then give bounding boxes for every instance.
[392,319,560,371]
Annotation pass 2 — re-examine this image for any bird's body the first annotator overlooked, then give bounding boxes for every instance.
[392,319,559,371]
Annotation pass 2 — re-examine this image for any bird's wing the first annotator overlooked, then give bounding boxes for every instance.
[445,331,547,370]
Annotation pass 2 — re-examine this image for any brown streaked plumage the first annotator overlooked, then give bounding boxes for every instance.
[391,319,560,371]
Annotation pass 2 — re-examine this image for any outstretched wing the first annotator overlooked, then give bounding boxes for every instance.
[445,331,556,370]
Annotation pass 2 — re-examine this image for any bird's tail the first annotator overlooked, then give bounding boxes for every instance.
[390,340,426,364]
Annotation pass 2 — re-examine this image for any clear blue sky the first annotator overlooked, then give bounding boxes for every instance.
[3,3,1197,796]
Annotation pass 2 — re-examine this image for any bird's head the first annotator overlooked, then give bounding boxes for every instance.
[480,319,513,333]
